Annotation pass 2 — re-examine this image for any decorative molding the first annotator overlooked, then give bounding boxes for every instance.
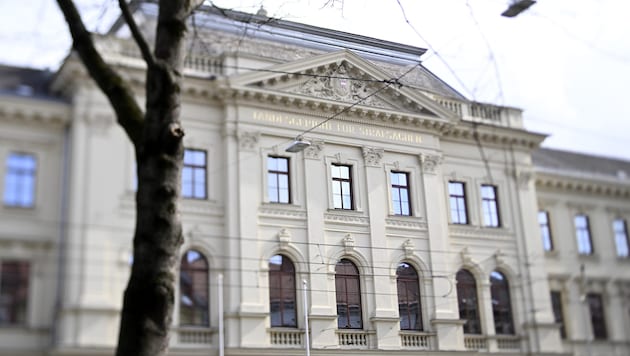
[385,217,427,230]
[460,247,473,265]
[324,212,369,225]
[403,239,415,258]
[304,140,324,160]
[342,234,355,253]
[283,62,398,110]
[494,249,506,266]
[259,206,307,220]
[238,131,259,151]
[536,172,630,199]
[419,153,442,174]
[449,225,514,239]
[362,146,383,167]
[84,113,115,135]
[277,228,292,248]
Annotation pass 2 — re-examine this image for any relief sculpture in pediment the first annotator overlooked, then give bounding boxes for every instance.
[287,62,391,110]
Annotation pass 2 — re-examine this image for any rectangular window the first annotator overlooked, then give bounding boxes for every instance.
[587,293,607,340]
[575,214,593,255]
[550,291,566,339]
[3,153,36,207]
[481,185,500,227]
[268,156,290,204]
[448,181,468,224]
[391,172,410,216]
[182,149,207,199]
[613,218,629,258]
[331,164,353,210]
[0,261,30,326]
[538,211,554,251]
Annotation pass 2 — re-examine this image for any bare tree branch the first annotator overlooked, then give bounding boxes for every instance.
[118,0,156,67]
[56,0,144,144]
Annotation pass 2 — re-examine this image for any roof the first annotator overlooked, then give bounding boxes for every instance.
[0,64,57,99]
[111,1,466,100]
[533,147,630,180]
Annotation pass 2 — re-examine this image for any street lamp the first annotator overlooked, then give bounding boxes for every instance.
[285,136,311,153]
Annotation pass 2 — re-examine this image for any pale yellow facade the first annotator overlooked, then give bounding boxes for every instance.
[0,4,628,356]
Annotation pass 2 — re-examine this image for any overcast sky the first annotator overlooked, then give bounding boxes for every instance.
[1,0,629,160]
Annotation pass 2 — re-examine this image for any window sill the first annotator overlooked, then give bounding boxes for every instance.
[544,250,559,258]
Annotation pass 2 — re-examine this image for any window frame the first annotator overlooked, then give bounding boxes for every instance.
[0,260,31,326]
[448,181,468,224]
[3,152,37,208]
[182,148,207,200]
[267,156,291,204]
[179,250,210,327]
[481,184,501,227]
[456,269,482,334]
[335,259,363,329]
[538,210,554,252]
[268,254,297,328]
[331,164,354,210]
[613,218,629,258]
[575,214,594,255]
[390,171,411,216]
[586,293,608,340]
[396,262,423,331]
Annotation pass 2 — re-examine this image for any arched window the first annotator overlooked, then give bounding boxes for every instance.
[269,254,297,327]
[397,262,423,331]
[180,250,209,326]
[456,269,481,334]
[490,271,514,334]
[335,259,362,329]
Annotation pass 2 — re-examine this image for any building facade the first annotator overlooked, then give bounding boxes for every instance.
[0,3,628,356]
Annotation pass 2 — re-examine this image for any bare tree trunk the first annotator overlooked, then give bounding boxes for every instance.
[55,0,197,355]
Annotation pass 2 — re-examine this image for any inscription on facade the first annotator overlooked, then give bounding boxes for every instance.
[252,110,422,144]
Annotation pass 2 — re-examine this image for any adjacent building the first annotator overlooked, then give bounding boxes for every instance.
[0,3,628,355]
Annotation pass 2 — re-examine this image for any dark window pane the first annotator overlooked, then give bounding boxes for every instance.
[456,269,481,334]
[335,259,362,329]
[179,250,209,326]
[397,262,422,331]
[269,255,297,327]
[550,291,566,338]
[0,261,30,325]
[490,271,514,335]
[587,293,607,340]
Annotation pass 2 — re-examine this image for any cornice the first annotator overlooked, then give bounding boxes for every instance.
[442,121,546,151]
[0,94,70,127]
[535,169,630,198]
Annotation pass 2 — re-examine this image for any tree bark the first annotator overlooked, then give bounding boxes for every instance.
[56,0,196,355]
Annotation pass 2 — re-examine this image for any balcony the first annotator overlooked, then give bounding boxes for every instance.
[172,326,214,345]
[400,331,436,350]
[336,329,374,349]
[464,334,488,351]
[269,328,305,348]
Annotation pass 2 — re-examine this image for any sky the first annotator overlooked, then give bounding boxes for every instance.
[1,0,629,160]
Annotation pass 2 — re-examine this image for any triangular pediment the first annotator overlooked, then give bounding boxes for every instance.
[229,50,456,121]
